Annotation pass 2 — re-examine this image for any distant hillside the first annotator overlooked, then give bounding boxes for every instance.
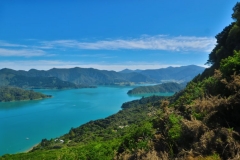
[0,65,204,86]
[118,69,135,74]
[0,69,88,89]
[120,65,205,82]
[127,82,186,94]
[0,86,51,102]
[141,65,204,82]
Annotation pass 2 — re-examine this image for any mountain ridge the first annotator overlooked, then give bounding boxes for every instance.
[0,65,204,87]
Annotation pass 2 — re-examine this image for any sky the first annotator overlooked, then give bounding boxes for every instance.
[0,0,239,71]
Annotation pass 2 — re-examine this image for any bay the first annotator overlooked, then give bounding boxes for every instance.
[0,86,174,156]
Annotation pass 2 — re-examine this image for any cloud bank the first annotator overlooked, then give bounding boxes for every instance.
[0,35,216,58]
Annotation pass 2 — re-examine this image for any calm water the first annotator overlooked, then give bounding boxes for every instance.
[0,86,174,155]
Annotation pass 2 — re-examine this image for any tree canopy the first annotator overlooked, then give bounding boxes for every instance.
[232,2,240,23]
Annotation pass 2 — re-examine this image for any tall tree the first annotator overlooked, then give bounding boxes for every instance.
[232,2,240,24]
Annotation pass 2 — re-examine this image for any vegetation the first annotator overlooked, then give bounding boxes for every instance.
[1,3,240,160]
[0,86,51,102]
[0,71,92,89]
[127,82,186,94]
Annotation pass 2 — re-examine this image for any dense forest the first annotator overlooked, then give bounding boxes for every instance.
[0,86,51,102]
[1,2,240,160]
[127,82,186,94]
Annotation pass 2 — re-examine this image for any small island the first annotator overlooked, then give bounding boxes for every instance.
[0,86,51,102]
[127,82,186,94]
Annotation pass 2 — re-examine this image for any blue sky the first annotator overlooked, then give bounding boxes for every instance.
[0,0,239,71]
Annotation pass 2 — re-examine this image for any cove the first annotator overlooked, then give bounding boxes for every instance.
[0,86,174,156]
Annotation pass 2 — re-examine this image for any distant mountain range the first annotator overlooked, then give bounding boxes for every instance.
[0,65,204,88]
[119,65,205,82]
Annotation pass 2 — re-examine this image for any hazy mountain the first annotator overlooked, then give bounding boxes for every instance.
[119,65,205,82]
[118,69,135,73]
[138,65,205,82]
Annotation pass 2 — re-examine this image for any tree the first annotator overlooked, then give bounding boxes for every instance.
[232,2,240,24]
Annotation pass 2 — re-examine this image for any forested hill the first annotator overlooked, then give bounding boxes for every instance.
[127,82,186,94]
[2,3,240,160]
[0,65,204,86]
[0,71,91,89]
[0,86,51,102]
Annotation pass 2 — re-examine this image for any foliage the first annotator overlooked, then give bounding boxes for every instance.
[1,140,120,160]
[120,122,154,152]
[206,23,234,66]
[174,81,204,106]
[220,50,240,76]
[198,153,221,160]
[166,114,182,142]
[121,95,165,109]
[232,2,240,23]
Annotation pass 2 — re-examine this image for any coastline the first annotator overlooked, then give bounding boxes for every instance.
[0,86,139,156]
[24,143,39,153]
[0,96,52,103]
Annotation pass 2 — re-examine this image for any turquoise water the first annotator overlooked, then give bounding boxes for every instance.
[0,86,174,156]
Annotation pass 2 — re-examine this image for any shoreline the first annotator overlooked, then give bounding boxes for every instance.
[0,96,52,103]
[0,86,144,156]
[24,143,39,153]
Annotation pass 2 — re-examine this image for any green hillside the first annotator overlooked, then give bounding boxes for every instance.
[0,86,51,102]
[127,82,186,94]
[0,70,90,89]
[1,2,240,160]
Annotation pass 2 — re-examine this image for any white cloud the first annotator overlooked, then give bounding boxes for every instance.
[0,60,206,72]
[0,48,46,57]
[0,35,216,56]
[41,35,216,52]
[0,41,27,48]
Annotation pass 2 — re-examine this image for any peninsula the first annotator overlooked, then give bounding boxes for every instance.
[0,86,51,102]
